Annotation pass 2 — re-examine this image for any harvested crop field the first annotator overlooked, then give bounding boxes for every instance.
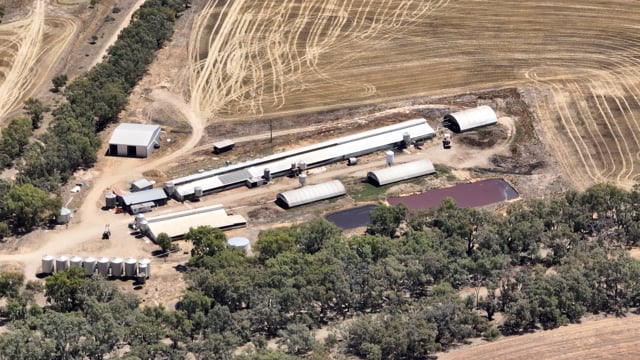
[186,0,640,190]
[0,0,79,121]
[439,314,640,360]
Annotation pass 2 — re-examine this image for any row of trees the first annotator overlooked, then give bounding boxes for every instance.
[0,0,186,235]
[1,184,640,358]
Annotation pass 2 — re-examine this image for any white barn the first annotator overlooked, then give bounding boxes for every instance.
[443,105,497,132]
[277,180,346,208]
[367,159,436,186]
[108,123,161,158]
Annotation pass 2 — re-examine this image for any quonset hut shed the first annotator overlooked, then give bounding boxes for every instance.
[367,159,436,186]
[277,180,346,208]
[108,123,161,158]
[443,105,497,132]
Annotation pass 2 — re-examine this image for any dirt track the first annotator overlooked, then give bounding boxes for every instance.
[439,314,640,360]
[0,0,79,122]
[185,0,640,190]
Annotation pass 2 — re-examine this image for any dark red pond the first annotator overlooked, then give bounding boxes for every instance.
[387,178,518,212]
[324,204,377,230]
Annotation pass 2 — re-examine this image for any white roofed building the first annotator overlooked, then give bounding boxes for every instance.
[367,159,436,186]
[277,180,346,208]
[108,123,161,158]
[443,105,497,132]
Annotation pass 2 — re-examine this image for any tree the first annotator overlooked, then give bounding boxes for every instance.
[293,218,341,254]
[156,232,173,254]
[45,267,87,312]
[277,323,318,356]
[51,74,68,92]
[186,226,227,257]
[23,98,48,129]
[2,183,60,233]
[0,271,24,298]
[255,227,295,261]
[367,204,408,237]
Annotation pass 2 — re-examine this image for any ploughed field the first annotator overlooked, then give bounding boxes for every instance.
[187,0,640,189]
[0,0,78,120]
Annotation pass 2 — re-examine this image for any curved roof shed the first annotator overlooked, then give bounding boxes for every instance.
[444,105,497,132]
[277,180,346,208]
[367,159,436,186]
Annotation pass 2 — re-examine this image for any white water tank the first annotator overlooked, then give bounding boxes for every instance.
[42,255,54,274]
[138,219,150,234]
[299,173,307,187]
[347,157,358,166]
[97,257,110,276]
[227,237,251,253]
[69,256,83,268]
[105,192,117,209]
[164,182,175,196]
[403,132,411,147]
[138,258,151,278]
[84,257,97,276]
[194,186,203,198]
[110,257,123,277]
[125,258,138,278]
[57,207,72,224]
[56,256,68,272]
[386,150,395,166]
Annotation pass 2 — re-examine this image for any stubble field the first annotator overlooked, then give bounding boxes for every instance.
[186,0,640,190]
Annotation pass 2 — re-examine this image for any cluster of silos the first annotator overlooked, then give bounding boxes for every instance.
[41,255,150,280]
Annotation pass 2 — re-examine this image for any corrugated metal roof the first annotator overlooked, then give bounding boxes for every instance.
[445,105,497,132]
[146,204,246,239]
[121,188,167,206]
[109,123,160,147]
[277,180,346,208]
[131,178,153,191]
[213,139,235,148]
[173,120,435,198]
[367,159,436,186]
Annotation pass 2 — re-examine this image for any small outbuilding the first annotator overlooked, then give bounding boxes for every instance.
[443,105,497,132]
[213,139,235,154]
[108,123,161,158]
[277,180,346,208]
[131,178,153,192]
[367,159,436,186]
[119,188,168,213]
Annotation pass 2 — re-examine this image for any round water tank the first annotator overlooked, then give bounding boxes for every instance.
[41,255,54,274]
[299,173,307,187]
[69,256,83,268]
[263,168,271,181]
[164,182,175,196]
[347,157,358,166]
[97,257,110,276]
[194,186,203,198]
[138,219,150,234]
[227,237,251,252]
[402,132,411,147]
[138,258,151,278]
[297,161,307,171]
[105,192,117,209]
[110,257,123,277]
[124,258,138,278]
[55,256,68,272]
[84,257,97,276]
[386,150,395,166]
[57,207,72,225]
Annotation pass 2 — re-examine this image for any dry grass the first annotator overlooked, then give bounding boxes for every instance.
[186,0,640,190]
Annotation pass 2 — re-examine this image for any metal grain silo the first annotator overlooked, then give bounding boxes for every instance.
[97,257,110,276]
[55,256,68,272]
[138,263,148,284]
[138,258,151,278]
[105,192,117,209]
[110,257,123,278]
[83,257,97,276]
[41,255,54,274]
[138,219,150,235]
[69,256,83,268]
[57,207,72,225]
[386,151,395,166]
[125,258,138,278]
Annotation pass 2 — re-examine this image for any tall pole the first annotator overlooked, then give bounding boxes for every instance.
[270,119,273,143]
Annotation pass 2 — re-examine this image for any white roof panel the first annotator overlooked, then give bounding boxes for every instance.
[109,123,160,147]
[277,180,346,208]
[146,205,246,238]
[367,159,436,186]
[445,105,497,132]
[120,188,167,206]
